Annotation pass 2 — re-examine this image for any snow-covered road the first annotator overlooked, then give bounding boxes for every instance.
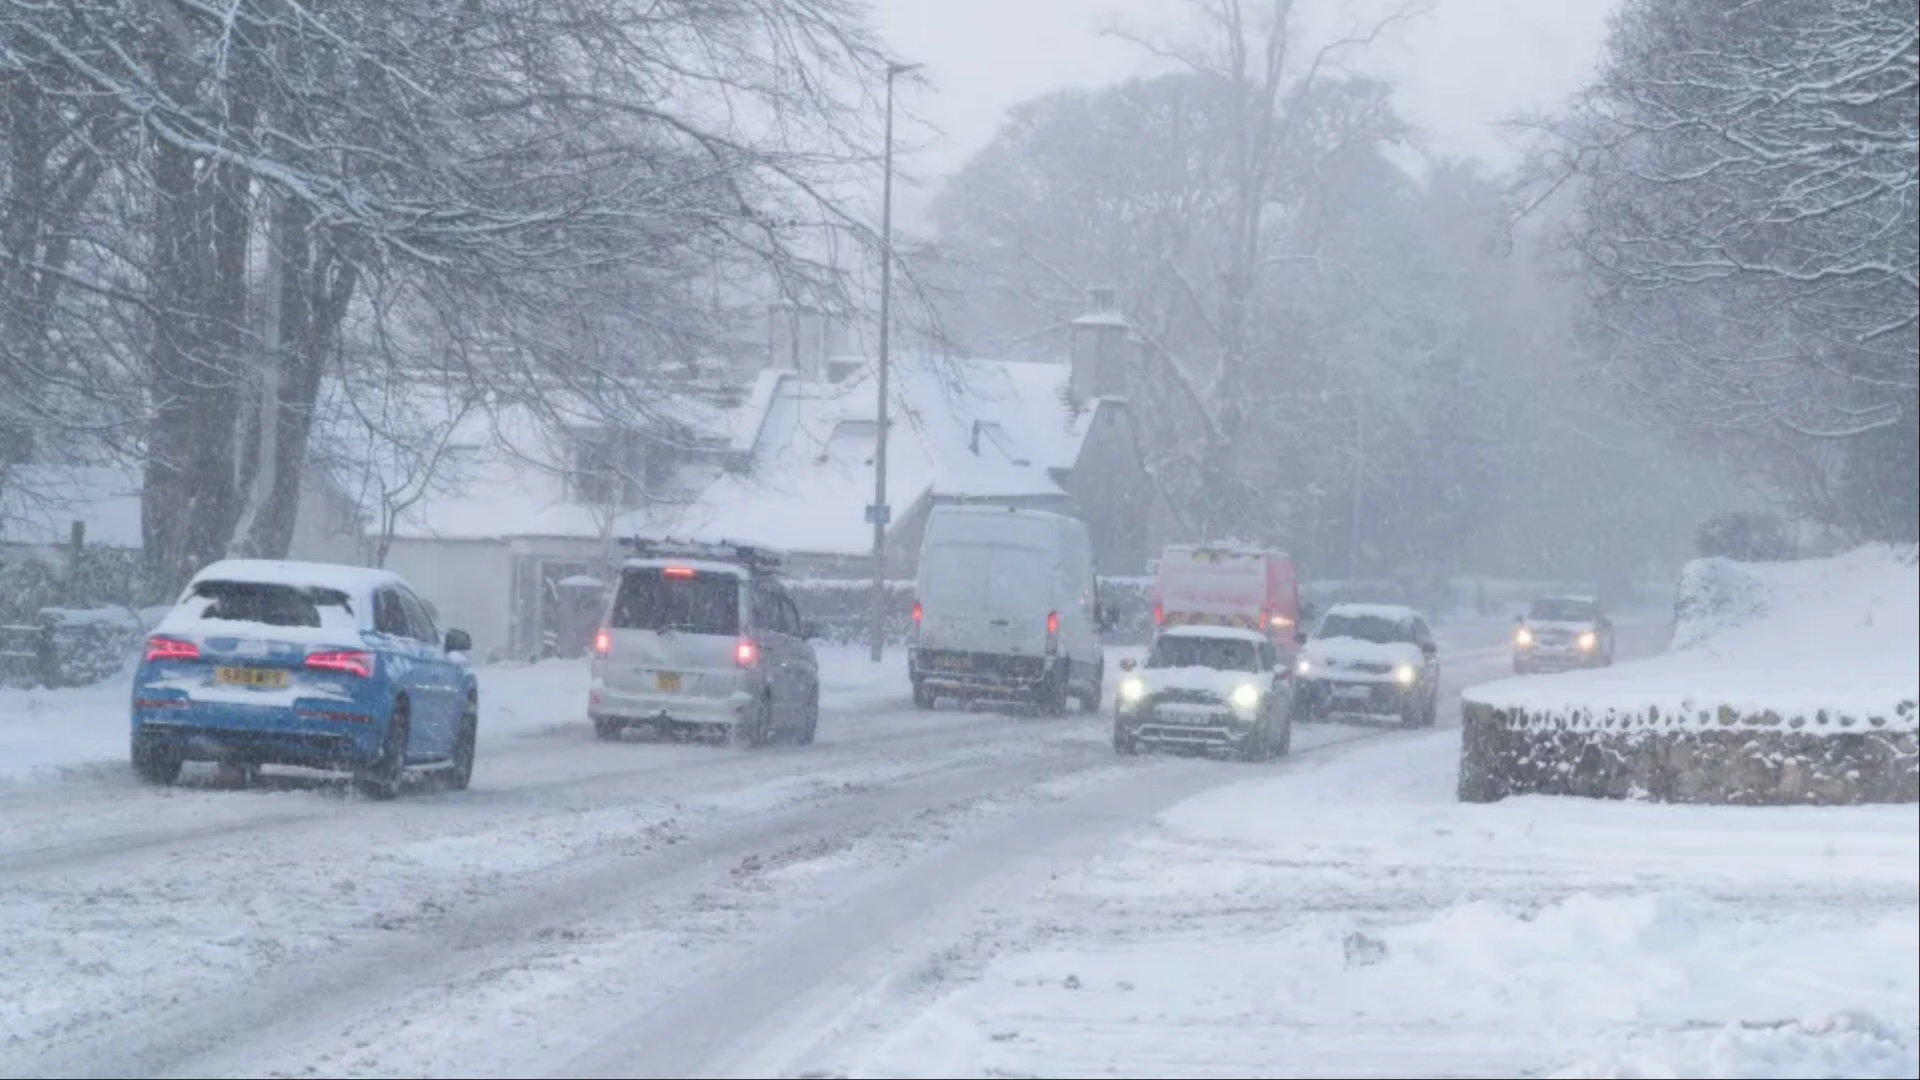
[9,611,1906,1080]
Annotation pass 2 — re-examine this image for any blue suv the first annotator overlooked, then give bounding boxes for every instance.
[131,559,479,799]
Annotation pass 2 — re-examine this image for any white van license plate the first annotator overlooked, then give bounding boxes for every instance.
[656,672,682,692]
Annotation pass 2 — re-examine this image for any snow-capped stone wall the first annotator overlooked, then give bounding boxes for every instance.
[1458,545,1919,806]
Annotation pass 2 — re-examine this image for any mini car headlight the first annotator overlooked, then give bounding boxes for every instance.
[1119,676,1148,705]
[1577,631,1597,651]
[1229,683,1261,711]
[1514,626,1534,648]
[1393,663,1418,686]
[1295,656,1312,676]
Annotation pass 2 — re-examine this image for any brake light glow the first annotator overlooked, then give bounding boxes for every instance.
[662,566,696,579]
[1046,611,1060,636]
[735,638,758,667]
[143,636,200,663]
[593,628,611,655]
[1152,601,1163,626]
[911,601,922,623]
[305,650,374,678]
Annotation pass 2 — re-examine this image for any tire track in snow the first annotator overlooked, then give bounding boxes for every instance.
[0,704,1096,879]
[2,742,1117,1080]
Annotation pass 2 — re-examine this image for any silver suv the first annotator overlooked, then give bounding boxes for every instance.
[588,539,820,746]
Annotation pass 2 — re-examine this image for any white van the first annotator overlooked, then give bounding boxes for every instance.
[908,505,1105,714]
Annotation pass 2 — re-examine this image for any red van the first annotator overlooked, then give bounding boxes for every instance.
[1152,545,1306,660]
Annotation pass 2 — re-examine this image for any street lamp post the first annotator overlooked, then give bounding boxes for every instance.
[869,59,919,663]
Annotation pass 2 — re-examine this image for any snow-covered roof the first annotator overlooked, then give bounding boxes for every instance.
[1156,625,1272,644]
[190,558,405,597]
[1323,603,1422,623]
[378,354,1120,558]
[0,463,144,549]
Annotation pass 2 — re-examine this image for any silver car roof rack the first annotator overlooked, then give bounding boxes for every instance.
[619,536,785,573]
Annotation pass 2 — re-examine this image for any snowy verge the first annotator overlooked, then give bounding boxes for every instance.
[1459,545,1918,805]
[1466,544,1918,733]
[820,734,1919,1080]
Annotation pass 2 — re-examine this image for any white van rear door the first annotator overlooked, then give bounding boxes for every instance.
[919,541,1056,655]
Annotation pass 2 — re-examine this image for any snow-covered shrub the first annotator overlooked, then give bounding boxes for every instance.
[786,579,916,646]
[38,606,149,687]
[1670,557,1770,651]
[1696,511,1795,562]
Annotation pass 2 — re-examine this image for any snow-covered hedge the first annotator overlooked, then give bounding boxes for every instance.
[1459,545,1919,806]
[0,605,165,690]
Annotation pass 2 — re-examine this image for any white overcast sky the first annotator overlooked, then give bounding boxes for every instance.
[869,0,1619,226]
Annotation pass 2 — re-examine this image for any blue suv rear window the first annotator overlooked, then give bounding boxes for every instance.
[188,581,354,629]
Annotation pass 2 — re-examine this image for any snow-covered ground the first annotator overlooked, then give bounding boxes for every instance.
[3,606,1913,1079]
[808,733,1918,1079]
[1469,544,1919,731]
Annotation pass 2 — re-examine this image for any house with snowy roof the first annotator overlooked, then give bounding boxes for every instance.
[369,290,1174,661]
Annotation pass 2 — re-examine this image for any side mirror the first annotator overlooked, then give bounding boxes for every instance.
[1420,640,1437,657]
[1299,601,1317,622]
[802,621,822,640]
[1293,628,1308,646]
[444,629,473,654]
[1119,658,1137,672]
[1514,614,1525,624]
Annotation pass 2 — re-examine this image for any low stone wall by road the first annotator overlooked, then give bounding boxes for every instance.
[1457,699,1920,806]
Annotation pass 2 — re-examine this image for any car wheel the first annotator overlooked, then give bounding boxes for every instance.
[796,686,819,746]
[1239,718,1271,762]
[1274,710,1294,757]
[131,739,183,786]
[1078,659,1104,713]
[446,694,478,791]
[911,680,935,710]
[355,697,410,800]
[1038,669,1070,717]
[1112,725,1138,755]
[736,694,775,748]
[592,717,623,741]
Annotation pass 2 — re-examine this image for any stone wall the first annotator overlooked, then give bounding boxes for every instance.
[1457,699,1919,805]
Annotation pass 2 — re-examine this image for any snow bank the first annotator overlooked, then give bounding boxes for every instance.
[1548,1012,1919,1079]
[835,734,1919,1080]
[1469,544,1918,733]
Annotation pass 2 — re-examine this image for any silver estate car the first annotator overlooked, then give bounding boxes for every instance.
[588,539,820,746]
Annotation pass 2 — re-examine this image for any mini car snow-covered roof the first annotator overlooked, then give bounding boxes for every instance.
[1155,624,1271,644]
[1322,602,1421,623]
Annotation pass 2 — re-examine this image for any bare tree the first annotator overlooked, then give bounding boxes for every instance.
[3,0,889,590]
[1527,0,1918,538]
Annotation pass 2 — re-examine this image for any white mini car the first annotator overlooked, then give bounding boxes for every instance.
[1112,625,1292,761]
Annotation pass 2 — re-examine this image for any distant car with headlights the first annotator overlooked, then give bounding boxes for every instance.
[131,559,479,799]
[1512,595,1615,674]
[1113,625,1292,761]
[1293,603,1439,727]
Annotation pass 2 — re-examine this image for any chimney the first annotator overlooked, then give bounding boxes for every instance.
[1069,284,1130,404]
[767,300,833,379]
[767,300,799,374]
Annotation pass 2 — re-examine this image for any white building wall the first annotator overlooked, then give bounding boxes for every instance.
[383,537,515,660]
